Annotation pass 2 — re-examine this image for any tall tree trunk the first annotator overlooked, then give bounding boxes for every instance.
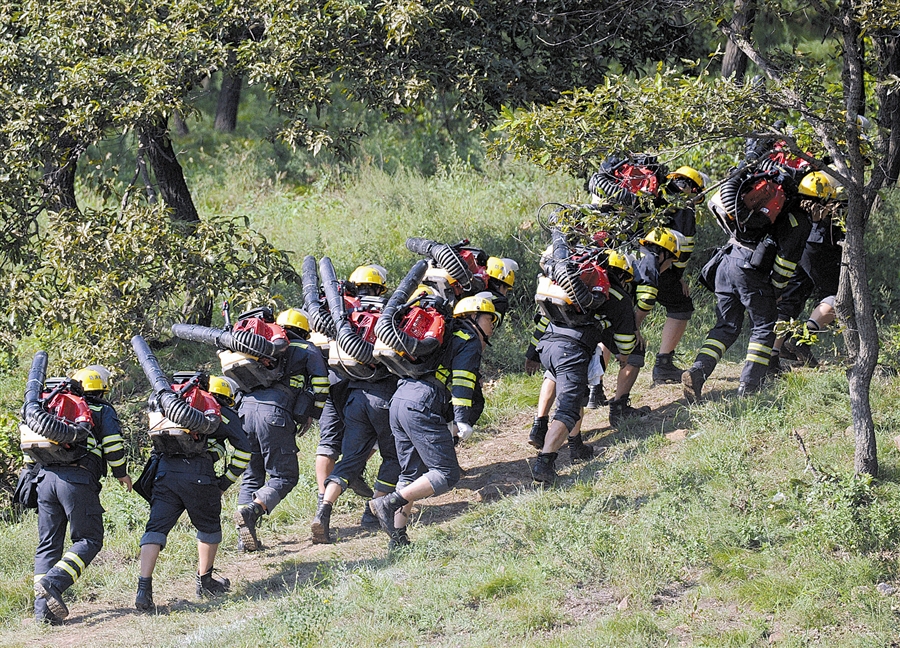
[138,117,209,324]
[172,110,190,137]
[137,150,157,205]
[836,0,880,476]
[42,133,80,214]
[838,196,879,476]
[215,70,243,133]
[873,34,900,187]
[139,117,199,222]
[721,0,756,82]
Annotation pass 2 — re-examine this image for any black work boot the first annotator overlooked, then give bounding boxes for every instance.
[135,576,154,611]
[196,568,230,597]
[35,577,68,620]
[388,527,412,551]
[368,492,408,536]
[567,433,595,462]
[360,505,380,528]
[682,365,706,403]
[311,501,334,544]
[586,383,608,409]
[531,452,558,483]
[234,502,264,552]
[766,353,786,378]
[34,596,63,626]
[783,338,818,367]
[652,352,684,385]
[608,394,650,427]
[347,475,374,499]
[528,416,549,449]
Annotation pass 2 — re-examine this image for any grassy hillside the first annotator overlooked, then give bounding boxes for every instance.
[2,101,900,646]
[3,365,900,646]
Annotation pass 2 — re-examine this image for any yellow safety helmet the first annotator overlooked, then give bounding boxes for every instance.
[348,265,387,290]
[667,166,705,191]
[639,228,681,258]
[415,283,438,296]
[208,375,235,406]
[604,249,635,282]
[798,171,844,200]
[486,257,517,288]
[453,295,499,324]
[276,308,310,334]
[73,367,108,394]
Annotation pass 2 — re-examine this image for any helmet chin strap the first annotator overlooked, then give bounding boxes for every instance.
[470,316,492,347]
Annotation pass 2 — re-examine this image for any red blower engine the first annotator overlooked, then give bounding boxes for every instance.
[171,305,289,393]
[613,161,660,197]
[374,260,451,378]
[713,168,791,231]
[767,141,811,173]
[740,174,787,224]
[406,237,488,303]
[347,307,380,344]
[147,377,222,458]
[20,372,94,466]
[217,310,288,392]
[536,258,611,327]
[587,154,665,207]
[536,231,610,327]
[397,303,446,346]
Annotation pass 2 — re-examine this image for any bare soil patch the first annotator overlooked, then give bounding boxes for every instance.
[7,366,747,646]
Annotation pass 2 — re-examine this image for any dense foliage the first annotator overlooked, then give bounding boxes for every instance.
[3,205,297,363]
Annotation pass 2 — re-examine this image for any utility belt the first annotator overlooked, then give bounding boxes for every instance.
[545,323,600,351]
[239,382,294,409]
[156,451,215,475]
[728,236,777,273]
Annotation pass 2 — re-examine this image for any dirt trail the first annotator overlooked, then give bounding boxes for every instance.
[6,372,741,647]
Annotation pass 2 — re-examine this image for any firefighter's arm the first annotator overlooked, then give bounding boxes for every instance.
[605,290,638,358]
[450,334,484,426]
[771,211,812,291]
[525,314,549,364]
[306,345,330,419]
[287,343,329,420]
[212,407,252,491]
[633,255,659,313]
[97,405,129,480]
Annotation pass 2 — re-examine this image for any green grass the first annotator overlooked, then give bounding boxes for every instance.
[3,98,900,645]
[204,362,900,648]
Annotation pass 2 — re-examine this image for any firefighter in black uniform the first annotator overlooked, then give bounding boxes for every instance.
[312,267,401,543]
[135,373,252,610]
[29,366,131,624]
[367,295,496,548]
[598,251,644,427]
[524,248,640,448]
[642,167,704,384]
[683,163,811,400]
[771,170,845,370]
[234,308,329,551]
[467,257,517,428]
[530,254,639,481]
[313,267,389,526]
[616,227,686,424]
